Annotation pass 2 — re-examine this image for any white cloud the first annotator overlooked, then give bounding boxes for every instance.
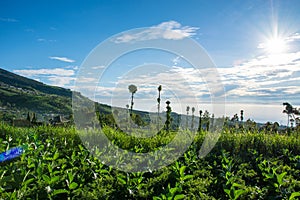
[218,50,300,103]
[13,68,75,77]
[12,68,76,89]
[48,76,75,87]
[65,65,79,70]
[286,33,300,42]
[49,56,75,63]
[257,32,300,50]
[73,49,300,119]
[0,17,18,22]
[113,20,198,43]
[91,65,105,70]
[38,38,57,43]
[172,56,181,65]
[37,38,46,42]
[76,77,98,83]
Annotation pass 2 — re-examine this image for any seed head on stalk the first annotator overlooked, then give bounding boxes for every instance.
[198,110,203,132]
[157,85,162,113]
[157,85,162,130]
[165,100,172,131]
[186,106,190,129]
[128,84,137,117]
[191,107,195,130]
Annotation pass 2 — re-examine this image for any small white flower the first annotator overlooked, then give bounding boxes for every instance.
[45,186,52,193]
[128,189,133,195]
[93,172,97,179]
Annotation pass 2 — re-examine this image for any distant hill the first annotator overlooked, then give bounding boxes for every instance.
[0,68,71,97]
[0,68,193,129]
[0,68,153,124]
[0,68,74,116]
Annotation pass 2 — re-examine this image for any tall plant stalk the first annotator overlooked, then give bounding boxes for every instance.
[191,107,195,130]
[128,84,137,117]
[157,85,162,130]
[186,106,190,129]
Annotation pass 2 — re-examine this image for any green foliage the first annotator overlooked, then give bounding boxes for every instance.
[0,122,299,199]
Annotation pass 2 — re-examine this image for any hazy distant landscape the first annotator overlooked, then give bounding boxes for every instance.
[0,65,299,199]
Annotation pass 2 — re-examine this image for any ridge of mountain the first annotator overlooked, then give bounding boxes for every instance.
[0,68,148,122]
[0,68,75,120]
[0,68,71,97]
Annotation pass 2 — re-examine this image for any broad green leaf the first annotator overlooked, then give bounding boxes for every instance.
[42,174,50,183]
[67,172,74,183]
[47,163,53,173]
[182,175,194,181]
[174,194,185,200]
[290,192,300,200]
[23,178,35,186]
[234,189,246,200]
[28,163,35,168]
[78,144,84,151]
[50,176,60,184]
[69,182,78,190]
[276,172,287,185]
[117,176,126,185]
[170,187,178,195]
[53,151,59,160]
[264,173,273,179]
[100,169,109,174]
[37,165,42,177]
[179,166,186,177]
[52,189,69,195]
[232,183,244,188]
[224,189,231,198]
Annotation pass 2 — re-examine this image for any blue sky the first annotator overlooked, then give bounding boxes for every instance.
[1,0,300,123]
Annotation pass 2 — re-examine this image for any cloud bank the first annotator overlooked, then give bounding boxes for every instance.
[49,56,75,63]
[13,68,76,87]
[113,20,198,43]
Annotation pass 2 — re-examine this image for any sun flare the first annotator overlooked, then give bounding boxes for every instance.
[262,36,287,54]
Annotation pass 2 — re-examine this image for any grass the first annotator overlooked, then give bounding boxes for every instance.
[0,122,299,199]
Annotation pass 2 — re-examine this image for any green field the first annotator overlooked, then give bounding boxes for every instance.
[0,123,299,199]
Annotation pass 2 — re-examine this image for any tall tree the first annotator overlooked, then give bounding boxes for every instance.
[157,85,162,115]
[186,106,190,129]
[191,107,195,130]
[165,101,172,131]
[157,85,162,130]
[282,102,300,127]
[128,84,137,117]
[32,113,37,123]
[125,104,130,130]
[240,110,244,122]
[203,110,210,131]
[198,110,203,132]
[26,112,31,122]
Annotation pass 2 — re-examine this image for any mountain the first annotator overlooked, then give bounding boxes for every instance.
[0,68,146,123]
[0,68,188,128]
[0,68,77,120]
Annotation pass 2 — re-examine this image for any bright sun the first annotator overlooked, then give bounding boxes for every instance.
[263,37,287,54]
